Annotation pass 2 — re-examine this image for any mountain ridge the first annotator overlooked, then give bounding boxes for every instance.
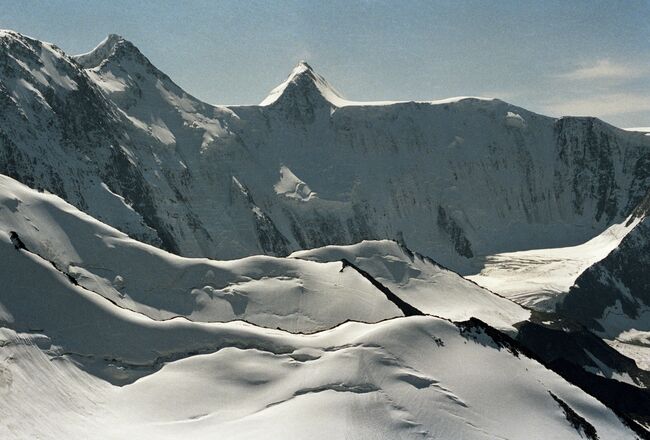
[1,29,649,437]
[2,30,649,274]
[0,170,645,437]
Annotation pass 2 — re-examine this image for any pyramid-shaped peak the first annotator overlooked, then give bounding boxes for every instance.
[73,33,144,69]
[260,61,346,107]
[292,60,314,73]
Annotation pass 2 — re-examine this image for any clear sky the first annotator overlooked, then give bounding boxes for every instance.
[2,0,650,127]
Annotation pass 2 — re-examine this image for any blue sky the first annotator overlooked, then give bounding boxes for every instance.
[2,0,650,127]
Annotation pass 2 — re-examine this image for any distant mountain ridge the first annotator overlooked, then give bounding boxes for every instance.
[1,30,648,274]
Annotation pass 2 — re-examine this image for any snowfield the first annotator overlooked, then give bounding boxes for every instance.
[468,218,639,310]
[1,29,650,439]
[0,174,403,333]
[291,240,530,333]
[0,245,636,439]
[0,169,642,439]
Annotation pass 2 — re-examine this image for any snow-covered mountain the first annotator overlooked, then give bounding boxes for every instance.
[0,212,639,439]
[2,30,649,274]
[2,29,650,438]
[1,170,648,437]
[556,214,650,370]
[291,240,529,332]
[0,173,526,333]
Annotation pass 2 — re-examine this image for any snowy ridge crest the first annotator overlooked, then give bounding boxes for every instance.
[74,34,147,69]
[259,60,499,109]
[0,29,648,438]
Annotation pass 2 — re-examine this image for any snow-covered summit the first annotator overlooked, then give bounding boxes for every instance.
[73,33,146,69]
[0,29,23,41]
[260,60,346,107]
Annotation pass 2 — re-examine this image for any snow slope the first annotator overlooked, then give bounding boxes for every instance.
[291,240,529,333]
[0,173,530,334]
[625,127,650,136]
[0,174,403,333]
[0,236,637,438]
[260,61,347,107]
[3,172,646,385]
[556,215,650,370]
[468,217,639,310]
[0,30,649,438]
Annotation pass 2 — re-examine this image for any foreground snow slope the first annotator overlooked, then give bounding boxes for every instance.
[0,171,647,437]
[291,240,529,332]
[0,236,637,438]
[0,174,403,333]
[4,171,647,382]
[1,30,649,276]
[0,173,533,334]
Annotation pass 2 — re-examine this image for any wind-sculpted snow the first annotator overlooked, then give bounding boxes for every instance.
[3,172,645,385]
[0,169,645,438]
[0,174,403,333]
[0,244,637,439]
[0,174,531,336]
[1,29,649,438]
[0,30,649,276]
[291,240,529,333]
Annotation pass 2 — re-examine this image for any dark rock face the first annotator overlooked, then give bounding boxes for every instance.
[557,217,650,333]
[103,146,173,251]
[550,359,650,439]
[340,258,424,317]
[0,31,167,248]
[516,317,649,387]
[460,316,650,437]
[229,176,290,256]
[555,118,621,223]
[549,392,599,440]
[437,205,473,258]
[9,231,25,250]
[515,318,650,437]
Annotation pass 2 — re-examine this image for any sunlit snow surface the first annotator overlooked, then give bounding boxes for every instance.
[1,319,635,440]
[608,332,650,371]
[624,127,650,136]
[292,241,529,333]
[0,175,402,333]
[259,60,496,109]
[0,30,648,439]
[467,218,638,310]
[0,173,637,439]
